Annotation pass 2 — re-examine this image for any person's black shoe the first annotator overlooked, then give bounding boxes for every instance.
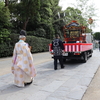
[61,66,65,69]
[24,78,33,86]
[54,67,57,70]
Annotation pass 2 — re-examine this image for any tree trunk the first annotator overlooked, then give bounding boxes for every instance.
[5,0,9,6]
[23,17,30,30]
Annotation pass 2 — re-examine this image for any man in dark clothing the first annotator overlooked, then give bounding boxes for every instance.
[51,34,65,70]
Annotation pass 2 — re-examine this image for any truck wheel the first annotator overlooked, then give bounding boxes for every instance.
[89,54,92,57]
[82,52,87,63]
[89,50,93,57]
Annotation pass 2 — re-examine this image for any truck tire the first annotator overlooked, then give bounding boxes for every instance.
[82,52,87,63]
[89,54,92,57]
[89,50,93,57]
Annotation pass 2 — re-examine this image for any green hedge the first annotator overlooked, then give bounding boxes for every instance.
[26,36,51,53]
[0,34,51,58]
[0,43,13,57]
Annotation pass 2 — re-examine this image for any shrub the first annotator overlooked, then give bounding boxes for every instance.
[0,43,13,57]
[26,35,51,53]
[0,34,52,58]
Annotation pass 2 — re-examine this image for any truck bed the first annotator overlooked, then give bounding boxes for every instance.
[64,43,93,52]
[49,43,93,53]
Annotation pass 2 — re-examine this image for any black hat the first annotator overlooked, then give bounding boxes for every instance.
[20,30,27,36]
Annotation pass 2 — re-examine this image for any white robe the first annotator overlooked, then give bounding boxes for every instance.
[12,40,36,87]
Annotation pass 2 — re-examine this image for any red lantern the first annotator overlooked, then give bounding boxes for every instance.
[88,17,93,24]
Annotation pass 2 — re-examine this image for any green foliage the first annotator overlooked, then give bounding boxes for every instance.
[0,4,10,26]
[27,28,46,37]
[39,0,64,39]
[93,32,100,40]
[26,36,51,53]
[0,43,13,57]
[0,2,11,44]
[0,34,51,58]
[36,28,46,37]
[0,29,10,43]
[8,0,65,39]
[64,7,87,26]
[39,0,54,39]
[9,0,41,30]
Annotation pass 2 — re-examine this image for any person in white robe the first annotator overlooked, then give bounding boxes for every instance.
[12,34,36,87]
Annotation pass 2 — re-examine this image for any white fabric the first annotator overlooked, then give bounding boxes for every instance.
[12,40,36,87]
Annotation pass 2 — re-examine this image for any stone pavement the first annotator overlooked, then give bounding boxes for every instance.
[0,50,100,100]
[82,65,100,100]
[0,52,52,76]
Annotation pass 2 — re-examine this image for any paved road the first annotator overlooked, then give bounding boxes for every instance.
[0,50,100,100]
[0,52,52,76]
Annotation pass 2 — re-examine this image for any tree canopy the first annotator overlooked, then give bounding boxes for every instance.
[0,2,11,44]
[0,0,98,40]
[93,32,100,40]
